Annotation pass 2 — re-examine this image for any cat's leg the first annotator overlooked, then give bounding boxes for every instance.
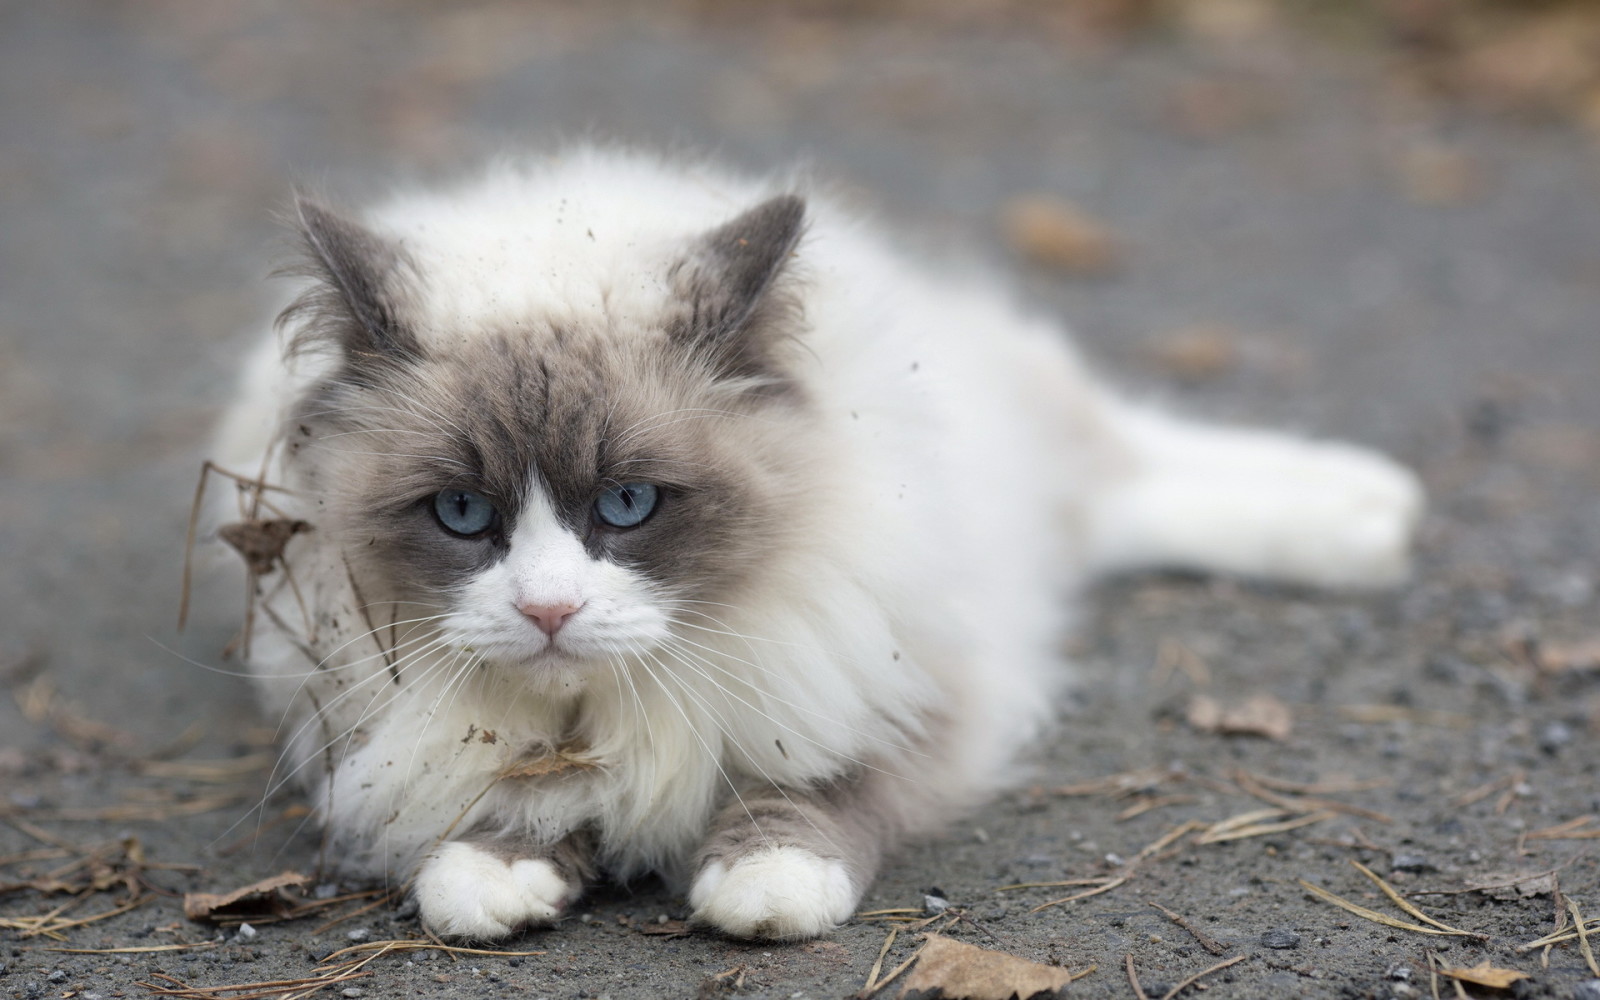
[688,787,883,941]
[1084,404,1423,589]
[413,829,594,940]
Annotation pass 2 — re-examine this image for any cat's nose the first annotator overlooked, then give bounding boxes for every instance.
[517,601,583,637]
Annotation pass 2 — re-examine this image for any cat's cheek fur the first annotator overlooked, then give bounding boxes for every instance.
[689,849,859,941]
[415,842,578,939]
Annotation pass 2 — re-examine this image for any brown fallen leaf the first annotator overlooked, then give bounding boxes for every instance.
[897,933,1073,999]
[1187,694,1292,741]
[494,740,600,781]
[1438,961,1530,989]
[183,871,309,921]
[1143,326,1239,382]
[1000,195,1120,276]
[1533,636,1600,674]
[218,518,311,577]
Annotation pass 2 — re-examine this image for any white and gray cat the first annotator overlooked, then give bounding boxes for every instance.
[210,145,1421,941]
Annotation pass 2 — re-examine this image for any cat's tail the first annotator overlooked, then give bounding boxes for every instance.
[1081,404,1424,590]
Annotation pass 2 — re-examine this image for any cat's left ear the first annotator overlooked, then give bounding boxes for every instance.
[280,196,423,372]
[670,194,807,384]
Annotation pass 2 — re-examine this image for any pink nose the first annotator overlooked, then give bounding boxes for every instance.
[517,601,582,638]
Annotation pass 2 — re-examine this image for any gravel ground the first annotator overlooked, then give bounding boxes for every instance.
[2,4,1598,998]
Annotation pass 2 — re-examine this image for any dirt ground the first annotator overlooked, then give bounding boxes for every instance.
[3,3,1599,998]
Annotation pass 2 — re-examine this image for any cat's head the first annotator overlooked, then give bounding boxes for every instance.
[278,191,816,677]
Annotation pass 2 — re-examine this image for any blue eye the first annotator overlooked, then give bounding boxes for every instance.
[595,482,659,528]
[433,490,497,537]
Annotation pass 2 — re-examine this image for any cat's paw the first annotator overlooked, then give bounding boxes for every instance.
[689,846,857,940]
[414,841,576,940]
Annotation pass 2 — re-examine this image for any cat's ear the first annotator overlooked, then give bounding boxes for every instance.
[670,194,807,384]
[280,196,422,368]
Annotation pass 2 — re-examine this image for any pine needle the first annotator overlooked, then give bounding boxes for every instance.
[1349,861,1477,936]
[1297,879,1476,937]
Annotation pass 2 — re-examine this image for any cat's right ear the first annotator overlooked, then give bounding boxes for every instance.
[279,196,423,369]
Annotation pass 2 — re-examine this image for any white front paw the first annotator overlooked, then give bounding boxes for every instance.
[689,846,858,940]
[414,841,575,940]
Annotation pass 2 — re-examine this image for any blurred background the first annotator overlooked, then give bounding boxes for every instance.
[2,3,1599,993]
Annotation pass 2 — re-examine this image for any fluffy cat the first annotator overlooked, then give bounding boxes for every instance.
[209,145,1421,941]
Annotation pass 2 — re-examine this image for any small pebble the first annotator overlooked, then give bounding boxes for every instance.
[923,894,951,914]
[346,928,370,941]
[1390,853,1433,873]
[1538,721,1574,754]
[48,970,67,983]
[341,989,364,998]
[1574,980,1600,1000]
[235,923,258,942]
[1260,928,1301,949]
[1386,964,1411,982]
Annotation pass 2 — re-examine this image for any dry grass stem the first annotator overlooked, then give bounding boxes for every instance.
[1246,773,1389,796]
[855,938,925,999]
[861,927,897,994]
[1117,795,1197,821]
[1525,816,1600,841]
[1149,902,1228,955]
[1519,916,1600,951]
[1297,880,1478,938]
[1198,809,1335,844]
[314,938,548,964]
[1125,953,1150,1000]
[856,907,922,917]
[1349,861,1475,935]
[996,877,1118,892]
[1232,769,1393,823]
[1337,704,1472,728]
[48,943,218,955]
[1028,875,1128,912]
[1570,897,1600,976]
[1137,820,1208,860]
[1158,954,1247,1000]
[1051,767,1175,798]
[1452,770,1525,808]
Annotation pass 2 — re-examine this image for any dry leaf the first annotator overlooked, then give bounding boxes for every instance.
[1144,326,1239,381]
[218,519,310,576]
[494,741,599,781]
[1439,961,1530,989]
[898,933,1072,999]
[1396,144,1479,205]
[183,871,309,921]
[1468,871,1557,900]
[1534,637,1600,674]
[1000,195,1120,276]
[1187,693,1292,740]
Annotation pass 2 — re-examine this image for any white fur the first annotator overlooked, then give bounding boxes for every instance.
[689,848,857,940]
[212,145,1423,933]
[415,842,574,938]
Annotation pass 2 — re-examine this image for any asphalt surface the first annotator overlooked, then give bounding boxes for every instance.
[2,4,1599,998]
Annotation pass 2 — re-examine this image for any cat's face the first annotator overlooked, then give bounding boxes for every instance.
[284,195,811,676]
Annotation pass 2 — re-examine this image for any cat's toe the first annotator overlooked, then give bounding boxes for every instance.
[414,842,575,940]
[689,846,857,940]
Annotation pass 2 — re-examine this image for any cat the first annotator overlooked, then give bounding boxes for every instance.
[208,144,1422,942]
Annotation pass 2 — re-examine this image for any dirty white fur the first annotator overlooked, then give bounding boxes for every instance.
[414,843,574,939]
[688,849,857,941]
[213,145,1422,940]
